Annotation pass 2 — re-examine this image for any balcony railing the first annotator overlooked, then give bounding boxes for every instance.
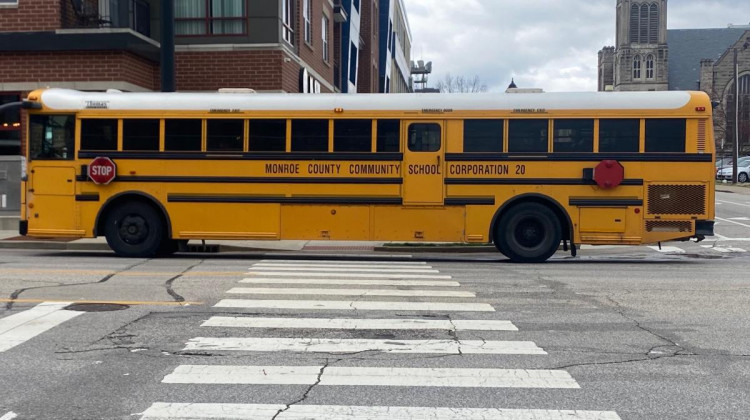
[62,0,152,39]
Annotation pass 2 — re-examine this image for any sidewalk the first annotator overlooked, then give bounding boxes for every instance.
[0,230,496,254]
[715,182,750,195]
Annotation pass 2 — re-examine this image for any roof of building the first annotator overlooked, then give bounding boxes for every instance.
[32,88,703,112]
[667,28,747,91]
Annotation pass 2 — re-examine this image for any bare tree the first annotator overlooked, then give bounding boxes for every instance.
[436,73,488,93]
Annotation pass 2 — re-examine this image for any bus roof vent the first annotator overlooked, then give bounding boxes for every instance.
[218,88,257,94]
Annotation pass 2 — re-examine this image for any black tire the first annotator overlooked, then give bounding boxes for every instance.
[156,238,179,257]
[739,172,749,183]
[495,202,562,263]
[104,202,164,258]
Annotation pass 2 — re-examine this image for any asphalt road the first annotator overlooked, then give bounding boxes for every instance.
[0,190,749,420]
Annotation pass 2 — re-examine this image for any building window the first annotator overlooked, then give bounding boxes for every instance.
[282,0,294,44]
[0,0,18,7]
[175,0,247,36]
[648,3,659,43]
[303,0,312,44]
[646,54,655,79]
[633,55,642,80]
[322,15,330,63]
[0,93,21,155]
[630,2,659,44]
[349,43,358,84]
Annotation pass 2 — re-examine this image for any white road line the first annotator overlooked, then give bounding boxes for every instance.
[716,217,750,229]
[226,287,475,298]
[701,245,747,253]
[183,337,544,355]
[729,217,750,221]
[214,299,495,312]
[248,267,439,273]
[246,272,452,279]
[647,246,686,254]
[201,317,518,331]
[0,412,18,420]
[240,278,461,287]
[140,403,622,420]
[716,199,750,208]
[260,259,427,265]
[0,302,83,352]
[162,365,579,388]
[252,263,434,269]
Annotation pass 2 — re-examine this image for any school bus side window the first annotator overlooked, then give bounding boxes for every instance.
[377,120,400,152]
[464,119,503,153]
[508,120,548,153]
[123,119,159,151]
[599,119,640,152]
[553,119,594,153]
[408,123,441,152]
[645,119,686,152]
[249,119,286,152]
[29,114,75,160]
[292,119,329,152]
[207,119,244,151]
[165,119,202,151]
[80,119,117,151]
[334,119,372,152]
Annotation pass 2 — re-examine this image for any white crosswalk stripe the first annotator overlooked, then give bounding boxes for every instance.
[141,259,619,419]
[226,287,475,297]
[647,245,686,254]
[201,316,518,331]
[240,277,461,287]
[140,403,622,420]
[183,337,545,355]
[0,302,83,353]
[701,245,747,253]
[162,365,579,388]
[214,299,495,312]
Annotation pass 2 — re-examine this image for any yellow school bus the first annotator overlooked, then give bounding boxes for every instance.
[20,88,715,262]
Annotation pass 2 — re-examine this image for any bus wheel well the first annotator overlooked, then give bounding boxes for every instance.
[94,193,171,238]
[490,195,572,245]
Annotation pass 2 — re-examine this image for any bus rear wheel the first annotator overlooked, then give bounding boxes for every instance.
[495,203,561,263]
[104,202,164,258]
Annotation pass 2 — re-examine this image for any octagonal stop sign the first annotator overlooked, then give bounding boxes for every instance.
[87,157,117,185]
[593,160,624,189]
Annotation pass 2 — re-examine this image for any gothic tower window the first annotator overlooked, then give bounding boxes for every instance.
[648,3,659,44]
[646,54,655,79]
[630,4,639,43]
[629,2,660,44]
[633,55,642,80]
[639,4,649,43]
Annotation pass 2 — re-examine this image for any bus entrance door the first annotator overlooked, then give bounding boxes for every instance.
[28,165,80,235]
[403,121,444,205]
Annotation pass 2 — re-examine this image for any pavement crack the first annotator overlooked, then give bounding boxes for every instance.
[446,315,463,356]
[165,261,204,303]
[271,359,338,420]
[4,260,150,310]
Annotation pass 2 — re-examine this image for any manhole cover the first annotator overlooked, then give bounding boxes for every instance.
[64,303,129,312]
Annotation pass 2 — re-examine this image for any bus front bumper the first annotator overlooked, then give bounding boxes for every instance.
[695,220,714,239]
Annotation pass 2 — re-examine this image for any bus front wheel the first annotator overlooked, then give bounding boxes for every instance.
[495,203,562,263]
[104,202,164,258]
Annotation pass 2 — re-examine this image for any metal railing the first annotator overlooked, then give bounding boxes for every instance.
[62,0,152,38]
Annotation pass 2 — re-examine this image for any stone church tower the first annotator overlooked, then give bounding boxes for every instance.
[604,0,669,91]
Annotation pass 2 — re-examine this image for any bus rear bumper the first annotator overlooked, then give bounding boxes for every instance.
[695,220,714,236]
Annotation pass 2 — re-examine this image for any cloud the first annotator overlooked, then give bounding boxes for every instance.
[404,0,750,92]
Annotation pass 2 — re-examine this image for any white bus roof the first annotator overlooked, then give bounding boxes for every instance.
[34,88,699,112]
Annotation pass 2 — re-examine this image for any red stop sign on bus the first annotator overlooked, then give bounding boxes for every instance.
[88,157,117,185]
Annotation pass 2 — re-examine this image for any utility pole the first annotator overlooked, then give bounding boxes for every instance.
[733,47,739,183]
[160,0,175,92]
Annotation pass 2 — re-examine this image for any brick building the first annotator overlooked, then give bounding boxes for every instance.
[0,0,408,156]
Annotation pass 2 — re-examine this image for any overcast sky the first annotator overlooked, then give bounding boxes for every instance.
[404,1,750,92]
